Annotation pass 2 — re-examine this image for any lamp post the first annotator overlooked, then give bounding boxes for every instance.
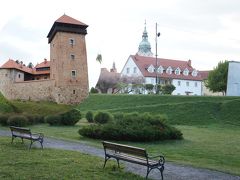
[155,23,160,93]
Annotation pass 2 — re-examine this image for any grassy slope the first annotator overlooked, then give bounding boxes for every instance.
[0,93,17,113]
[79,94,240,125]
[0,137,143,180]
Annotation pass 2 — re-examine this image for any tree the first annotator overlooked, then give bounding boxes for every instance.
[96,54,102,64]
[90,87,98,93]
[145,84,154,94]
[206,60,228,95]
[27,62,34,68]
[161,84,176,95]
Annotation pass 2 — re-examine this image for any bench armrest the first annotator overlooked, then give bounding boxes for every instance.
[148,155,165,165]
[32,133,44,138]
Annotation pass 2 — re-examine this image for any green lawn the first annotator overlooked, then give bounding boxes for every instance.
[1,94,240,176]
[1,123,239,176]
[0,137,143,180]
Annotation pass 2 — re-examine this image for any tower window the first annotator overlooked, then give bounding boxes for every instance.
[69,38,75,46]
[71,70,76,77]
[70,54,75,60]
[73,90,76,94]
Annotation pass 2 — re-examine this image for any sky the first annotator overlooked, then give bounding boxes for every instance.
[0,0,240,88]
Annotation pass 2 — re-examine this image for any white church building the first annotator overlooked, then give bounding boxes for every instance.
[120,23,203,95]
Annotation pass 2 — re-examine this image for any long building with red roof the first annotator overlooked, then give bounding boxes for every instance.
[120,23,204,95]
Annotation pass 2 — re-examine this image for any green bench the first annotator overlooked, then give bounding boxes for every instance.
[102,141,165,179]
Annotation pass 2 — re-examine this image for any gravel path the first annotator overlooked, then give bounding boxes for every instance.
[1,130,239,180]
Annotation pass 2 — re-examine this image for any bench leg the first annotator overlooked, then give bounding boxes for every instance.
[21,137,24,144]
[103,156,110,168]
[40,140,43,149]
[146,167,150,179]
[116,159,120,168]
[29,140,33,150]
[11,136,14,144]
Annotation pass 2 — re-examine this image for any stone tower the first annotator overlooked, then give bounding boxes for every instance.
[47,14,89,104]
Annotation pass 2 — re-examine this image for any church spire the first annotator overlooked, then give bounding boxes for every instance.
[137,21,153,57]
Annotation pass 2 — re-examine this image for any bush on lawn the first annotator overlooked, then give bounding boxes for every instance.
[25,114,45,125]
[7,115,28,127]
[0,114,10,126]
[46,109,81,126]
[60,109,81,126]
[79,112,182,142]
[86,111,94,123]
[45,114,62,126]
[94,111,113,124]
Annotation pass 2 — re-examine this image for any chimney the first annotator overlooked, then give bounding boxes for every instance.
[188,59,191,66]
[44,58,47,64]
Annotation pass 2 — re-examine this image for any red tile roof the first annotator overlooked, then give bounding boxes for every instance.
[0,59,50,75]
[199,70,210,80]
[0,59,34,74]
[131,55,203,81]
[35,59,50,69]
[56,14,87,26]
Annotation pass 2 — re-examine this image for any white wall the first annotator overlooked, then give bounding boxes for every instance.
[227,61,240,96]
[172,79,202,95]
[121,57,143,77]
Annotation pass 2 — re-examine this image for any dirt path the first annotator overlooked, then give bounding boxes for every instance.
[1,130,239,180]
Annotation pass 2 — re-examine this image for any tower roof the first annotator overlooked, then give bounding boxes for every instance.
[137,21,153,57]
[55,14,87,26]
[47,14,88,43]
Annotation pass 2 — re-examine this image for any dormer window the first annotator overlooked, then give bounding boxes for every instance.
[192,70,198,77]
[175,67,181,75]
[147,65,155,73]
[166,66,172,74]
[157,66,164,74]
[183,68,189,76]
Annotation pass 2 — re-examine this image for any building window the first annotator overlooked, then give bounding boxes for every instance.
[195,82,198,87]
[44,76,48,79]
[175,68,181,75]
[192,70,198,77]
[126,68,130,74]
[71,70,76,77]
[157,66,164,74]
[18,74,21,78]
[183,68,189,76]
[70,54,75,60]
[134,67,137,73]
[166,67,172,74]
[186,82,189,86]
[52,43,55,47]
[69,38,75,46]
[73,90,76,94]
[178,81,181,86]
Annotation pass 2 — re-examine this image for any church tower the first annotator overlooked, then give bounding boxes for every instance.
[47,14,89,104]
[137,21,153,57]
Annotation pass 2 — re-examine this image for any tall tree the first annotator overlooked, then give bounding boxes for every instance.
[96,54,102,64]
[206,60,229,95]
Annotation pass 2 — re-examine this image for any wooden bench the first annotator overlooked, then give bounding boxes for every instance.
[102,141,165,179]
[10,126,44,149]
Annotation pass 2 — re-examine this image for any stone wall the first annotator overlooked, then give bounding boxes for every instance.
[1,79,55,102]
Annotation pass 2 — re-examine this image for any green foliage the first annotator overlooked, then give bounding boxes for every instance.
[7,115,28,127]
[45,114,62,126]
[161,84,176,95]
[206,60,229,95]
[0,114,10,126]
[60,109,81,126]
[145,84,154,92]
[0,93,18,113]
[79,112,182,141]
[24,114,45,125]
[45,109,80,126]
[155,84,162,94]
[86,111,94,123]
[94,111,113,124]
[90,87,98,93]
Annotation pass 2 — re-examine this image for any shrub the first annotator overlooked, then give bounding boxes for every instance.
[79,112,182,142]
[94,112,113,124]
[45,114,62,126]
[0,114,10,126]
[86,111,94,123]
[90,87,98,93]
[60,109,81,126]
[25,114,45,125]
[7,115,28,127]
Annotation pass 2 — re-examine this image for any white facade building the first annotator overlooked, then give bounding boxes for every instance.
[227,61,240,96]
[121,55,203,95]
